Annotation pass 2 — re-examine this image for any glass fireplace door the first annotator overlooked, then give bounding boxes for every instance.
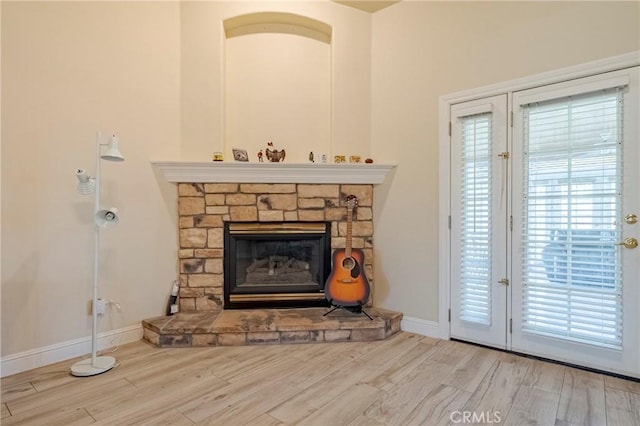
[224,222,331,309]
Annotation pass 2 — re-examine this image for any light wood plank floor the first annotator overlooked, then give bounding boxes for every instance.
[2,332,639,425]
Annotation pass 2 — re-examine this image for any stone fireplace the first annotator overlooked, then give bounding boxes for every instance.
[142,162,401,348]
[177,182,375,312]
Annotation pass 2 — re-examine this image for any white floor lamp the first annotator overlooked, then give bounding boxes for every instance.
[71,132,125,377]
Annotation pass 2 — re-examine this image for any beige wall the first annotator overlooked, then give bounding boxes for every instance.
[225,32,331,162]
[180,1,372,161]
[1,1,181,356]
[370,1,640,320]
[1,0,639,365]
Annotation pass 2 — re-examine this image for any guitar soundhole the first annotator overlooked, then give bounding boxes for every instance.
[342,257,355,270]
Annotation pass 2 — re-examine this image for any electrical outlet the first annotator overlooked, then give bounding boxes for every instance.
[95,298,106,315]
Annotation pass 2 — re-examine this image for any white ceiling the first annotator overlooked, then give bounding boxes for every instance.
[333,1,400,14]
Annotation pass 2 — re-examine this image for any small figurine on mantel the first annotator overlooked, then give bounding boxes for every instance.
[257,150,264,162]
[266,141,286,162]
[309,152,315,163]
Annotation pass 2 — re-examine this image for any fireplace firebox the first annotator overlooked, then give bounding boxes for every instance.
[224,222,331,309]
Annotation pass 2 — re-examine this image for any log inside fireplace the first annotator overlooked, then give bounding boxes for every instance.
[224,222,331,309]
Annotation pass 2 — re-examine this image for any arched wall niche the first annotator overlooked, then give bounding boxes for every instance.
[224,12,332,43]
[223,12,333,162]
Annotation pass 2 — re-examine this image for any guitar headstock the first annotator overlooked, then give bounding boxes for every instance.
[346,194,358,210]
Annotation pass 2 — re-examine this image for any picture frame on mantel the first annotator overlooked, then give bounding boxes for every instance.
[232,148,249,162]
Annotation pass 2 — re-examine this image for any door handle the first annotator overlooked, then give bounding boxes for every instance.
[616,238,638,249]
[624,214,638,224]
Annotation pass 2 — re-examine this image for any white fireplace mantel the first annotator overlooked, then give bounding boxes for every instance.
[151,161,396,184]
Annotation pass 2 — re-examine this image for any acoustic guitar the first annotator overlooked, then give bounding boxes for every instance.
[324,195,370,308]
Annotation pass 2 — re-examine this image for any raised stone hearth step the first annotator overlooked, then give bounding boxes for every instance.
[142,307,402,348]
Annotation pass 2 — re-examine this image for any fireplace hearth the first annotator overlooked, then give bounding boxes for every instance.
[224,222,331,309]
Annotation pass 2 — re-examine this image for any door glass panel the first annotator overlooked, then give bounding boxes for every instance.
[459,113,492,325]
[521,89,623,348]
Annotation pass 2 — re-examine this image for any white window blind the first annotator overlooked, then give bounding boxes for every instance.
[459,113,492,325]
[521,88,623,348]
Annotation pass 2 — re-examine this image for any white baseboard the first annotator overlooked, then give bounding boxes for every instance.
[401,315,441,339]
[0,324,143,378]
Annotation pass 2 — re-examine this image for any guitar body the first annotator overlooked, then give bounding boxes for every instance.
[325,248,370,307]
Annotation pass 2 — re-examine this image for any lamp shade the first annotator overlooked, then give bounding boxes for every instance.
[101,135,125,162]
[96,208,119,228]
[75,169,96,195]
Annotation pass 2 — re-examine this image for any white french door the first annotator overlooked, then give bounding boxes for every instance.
[510,69,640,377]
[449,67,640,377]
[450,95,509,348]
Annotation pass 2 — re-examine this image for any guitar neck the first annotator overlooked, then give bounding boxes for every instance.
[345,206,353,258]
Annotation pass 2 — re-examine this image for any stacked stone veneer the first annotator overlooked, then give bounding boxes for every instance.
[177,183,374,312]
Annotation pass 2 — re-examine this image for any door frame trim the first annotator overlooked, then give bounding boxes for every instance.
[438,51,640,340]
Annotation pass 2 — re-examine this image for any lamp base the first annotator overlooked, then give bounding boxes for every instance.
[70,356,117,377]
